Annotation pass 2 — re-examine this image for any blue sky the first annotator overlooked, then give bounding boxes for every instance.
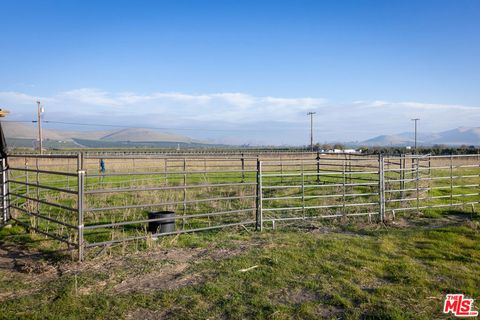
[1,0,479,145]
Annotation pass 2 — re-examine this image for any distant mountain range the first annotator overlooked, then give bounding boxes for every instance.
[1,122,212,149]
[361,127,480,146]
[1,122,478,148]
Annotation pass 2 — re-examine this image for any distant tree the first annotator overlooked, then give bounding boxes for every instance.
[321,143,332,150]
[358,146,369,153]
[333,143,345,150]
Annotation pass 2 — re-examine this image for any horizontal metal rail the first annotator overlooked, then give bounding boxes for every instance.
[262,162,378,169]
[84,208,254,229]
[384,164,479,172]
[262,181,378,189]
[391,154,479,159]
[263,211,379,222]
[85,220,256,248]
[385,174,480,183]
[261,158,376,165]
[9,217,78,247]
[386,193,480,203]
[263,192,379,201]
[8,167,78,177]
[86,169,257,177]
[84,155,260,160]
[84,182,256,194]
[261,170,378,177]
[8,154,78,159]
[9,192,78,212]
[262,202,378,212]
[85,194,256,212]
[385,184,480,193]
[8,179,78,195]
[10,205,78,229]
[386,201,479,212]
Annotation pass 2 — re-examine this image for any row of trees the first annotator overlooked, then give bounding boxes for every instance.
[309,143,479,155]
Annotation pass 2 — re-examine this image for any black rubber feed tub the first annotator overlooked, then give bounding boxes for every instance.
[147,211,176,234]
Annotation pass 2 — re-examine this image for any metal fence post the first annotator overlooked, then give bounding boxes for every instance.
[183,158,187,230]
[25,158,29,196]
[1,158,7,224]
[280,155,283,183]
[378,154,385,222]
[316,151,320,184]
[342,160,346,216]
[400,154,405,199]
[415,156,420,213]
[77,153,85,262]
[301,161,305,219]
[255,159,263,231]
[241,153,245,183]
[164,158,168,184]
[450,155,453,206]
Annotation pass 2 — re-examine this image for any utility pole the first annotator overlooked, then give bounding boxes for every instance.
[411,118,420,154]
[37,101,43,154]
[307,112,316,152]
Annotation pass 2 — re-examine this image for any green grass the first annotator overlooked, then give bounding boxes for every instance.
[5,156,479,256]
[1,212,479,319]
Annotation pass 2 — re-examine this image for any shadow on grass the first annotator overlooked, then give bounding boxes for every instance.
[0,223,75,266]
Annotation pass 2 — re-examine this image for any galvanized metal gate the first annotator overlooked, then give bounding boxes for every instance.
[256,154,479,228]
[257,155,383,230]
[1,152,479,261]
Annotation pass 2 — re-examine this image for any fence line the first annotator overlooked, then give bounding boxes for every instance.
[1,152,479,261]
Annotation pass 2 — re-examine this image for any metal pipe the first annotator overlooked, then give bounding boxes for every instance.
[10,204,78,229]
[85,194,257,212]
[85,220,257,248]
[84,182,257,194]
[8,179,78,194]
[9,192,78,212]
[77,153,85,261]
[8,167,78,177]
[84,208,255,230]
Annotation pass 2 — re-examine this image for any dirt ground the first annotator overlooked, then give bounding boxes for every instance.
[0,233,263,304]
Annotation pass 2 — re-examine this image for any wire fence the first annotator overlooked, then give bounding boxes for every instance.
[1,152,479,261]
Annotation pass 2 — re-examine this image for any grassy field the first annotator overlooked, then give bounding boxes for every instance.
[5,154,479,256]
[2,154,479,319]
[0,210,479,319]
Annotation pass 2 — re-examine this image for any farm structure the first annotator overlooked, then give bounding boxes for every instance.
[1,152,479,261]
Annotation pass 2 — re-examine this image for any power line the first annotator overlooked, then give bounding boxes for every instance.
[41,120,267,133]
[3,119,267,133]
[2,120,36,123]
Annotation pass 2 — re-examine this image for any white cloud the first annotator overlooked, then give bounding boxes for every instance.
[59,88,121,107]
[0,91,52,105]
[366,100,478,111]
[0,89,478,144]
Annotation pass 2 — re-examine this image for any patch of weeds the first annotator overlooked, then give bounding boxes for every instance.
[383,259,426,285]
